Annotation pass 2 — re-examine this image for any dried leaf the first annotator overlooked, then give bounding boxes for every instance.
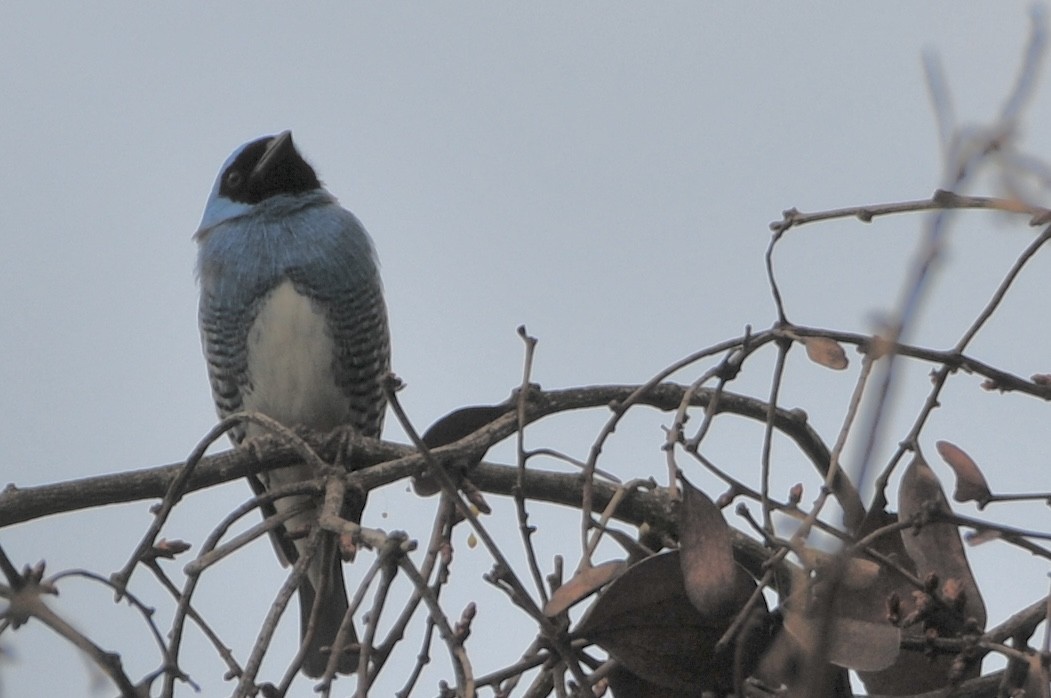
[1023,652,1051,698]
[606,664,698,698]
[782,602,901,672]
[756,624,854,697]
[828,617,901,671]
[804,336,849,370]
[799,548,880,591]
[853,453,992,694]
[836,509,953,695]
[543,560,627,617]
[898,454,987,630]
[935,440,992,507]
[576,551,767,693]
[775,553,901,678]
[1003,651,1051,698]
[679,478,738,615]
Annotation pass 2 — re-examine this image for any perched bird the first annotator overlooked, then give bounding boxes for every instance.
[194,131,390,677]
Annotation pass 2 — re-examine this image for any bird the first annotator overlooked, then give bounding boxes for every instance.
[194,131,390,677]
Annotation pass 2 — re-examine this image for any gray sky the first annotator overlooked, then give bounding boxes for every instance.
[2,4,1050,696]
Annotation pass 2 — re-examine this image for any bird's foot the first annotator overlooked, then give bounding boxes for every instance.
[240,433,280,461]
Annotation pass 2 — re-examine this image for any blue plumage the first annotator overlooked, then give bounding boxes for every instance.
[195,132,389,677]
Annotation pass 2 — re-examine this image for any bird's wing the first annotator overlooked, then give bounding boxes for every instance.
[198,277,274,439]
[199,278,301,563]
[287,210,391,441]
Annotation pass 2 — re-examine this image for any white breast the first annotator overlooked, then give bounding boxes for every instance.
[243,280,349,435]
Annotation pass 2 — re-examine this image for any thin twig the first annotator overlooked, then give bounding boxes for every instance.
[760,339,791,534]
[514,326,548,603]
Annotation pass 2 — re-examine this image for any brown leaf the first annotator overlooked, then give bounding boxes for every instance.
[835,509,954,695]
[606,664,699,698]
[898,454,987,630]
[1023,652,1051,698]
[1003,651,1051,698]
[830,616,902,671]
[935,440,992,507]
[543,560,627,617]
[803,336,849,370]
[756,625,854,697]
[679,478,738,616]
[798,548,880,591]
[576,551,767,693]
[851,453,991,694]
[782,601,901,672]
[778,558,901,675]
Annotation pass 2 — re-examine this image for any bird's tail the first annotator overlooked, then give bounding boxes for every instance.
[299,543,357,678]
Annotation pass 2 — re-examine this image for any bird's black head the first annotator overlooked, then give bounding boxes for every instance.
[219,131,321,205]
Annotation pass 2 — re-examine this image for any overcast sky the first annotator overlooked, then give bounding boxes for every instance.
[2,4,1050,696]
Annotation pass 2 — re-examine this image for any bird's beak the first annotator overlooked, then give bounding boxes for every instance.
[249,130,294,186]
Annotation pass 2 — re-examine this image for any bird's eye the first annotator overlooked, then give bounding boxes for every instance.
[225,170,245,189]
